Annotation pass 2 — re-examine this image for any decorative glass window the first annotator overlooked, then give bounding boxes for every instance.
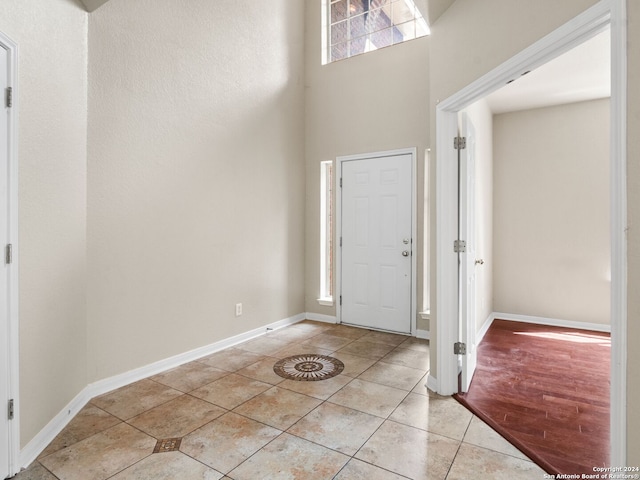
[323,0,430,64]
[319,161,334,305]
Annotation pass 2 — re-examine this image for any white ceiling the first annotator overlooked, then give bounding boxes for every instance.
[485,28,611,114]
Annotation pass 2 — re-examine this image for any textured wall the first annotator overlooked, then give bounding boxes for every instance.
[493,99,610,325]
[87,0,306,381]
[304,0,430,329]
[0,0,88,447]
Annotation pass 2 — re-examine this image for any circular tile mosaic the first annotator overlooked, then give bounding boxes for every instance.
[273,354,344,381]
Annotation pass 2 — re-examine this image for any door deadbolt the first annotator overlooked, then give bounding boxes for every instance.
[402,251,410,257]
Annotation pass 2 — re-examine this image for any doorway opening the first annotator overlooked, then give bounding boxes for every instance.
[434,0,627,467]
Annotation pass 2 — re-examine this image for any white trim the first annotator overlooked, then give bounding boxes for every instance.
[305,312,338,324]
[319,160,333,301]
[0,29,20,479]
[435,0,625,463]
[416,329,430,340]
[417,312,430,339]
[609,0,627,468]
[316,298,334,307]
[426,374,438,393]
[476,314,494,345]
[490,312,611,334]
[336,147,418,336]
[19,312,306,468]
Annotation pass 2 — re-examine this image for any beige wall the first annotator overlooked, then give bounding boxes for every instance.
[626,0,640,466]
[87,0,306,381]
[461,100,494,333]
[493,99,610,325]
[304,0,430,329]
[0,0,89,446]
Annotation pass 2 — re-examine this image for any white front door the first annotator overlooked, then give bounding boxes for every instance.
[340,153,413,334]
[459,113,478,392]
[1,44,10,479]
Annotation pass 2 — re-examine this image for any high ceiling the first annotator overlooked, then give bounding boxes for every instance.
[485,28,611,114]
[80,0,457,19]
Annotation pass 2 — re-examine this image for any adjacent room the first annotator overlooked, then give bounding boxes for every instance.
[453,28,612,474]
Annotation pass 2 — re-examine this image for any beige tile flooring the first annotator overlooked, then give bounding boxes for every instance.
[14,321,546,480]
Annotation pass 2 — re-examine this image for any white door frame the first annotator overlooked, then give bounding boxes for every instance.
[0,30,20,479]
[336,147,418,335]
[434,0,626,466]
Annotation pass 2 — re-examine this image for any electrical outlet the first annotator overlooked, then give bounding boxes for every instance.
[235,303,242,317]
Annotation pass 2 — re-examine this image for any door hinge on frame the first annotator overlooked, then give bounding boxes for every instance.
[5,244,12,265]
[340,177,343,188]
[8,399,14,420]
[340,295,342,305]
[454,136,466,150]
[453,240,466,253]
[5,87,12,108]
[454,342,467,355]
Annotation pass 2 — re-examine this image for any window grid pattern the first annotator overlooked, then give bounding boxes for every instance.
[327,0,429,63]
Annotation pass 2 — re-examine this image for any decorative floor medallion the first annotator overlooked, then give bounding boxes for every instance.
[273,354,344,382]
[153,438,182,453]
[273,354,344,381]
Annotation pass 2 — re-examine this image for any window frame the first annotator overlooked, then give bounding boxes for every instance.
[322,0,430,65]
[318,161,334,305]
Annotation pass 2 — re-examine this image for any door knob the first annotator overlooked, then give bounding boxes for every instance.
[402,251,410,257]
[475,259,484,265]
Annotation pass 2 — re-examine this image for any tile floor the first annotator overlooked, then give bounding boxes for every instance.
[13,321,546,480]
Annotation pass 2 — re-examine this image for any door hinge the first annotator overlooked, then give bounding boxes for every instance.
[340,177,343,188]
[5,244,12,264]
[340,295,342,305]
[8,399,14,420]
[339,237,342,247]
[454,136,466,150]
[453,240,466,253]
[5,87,12,108]
[454,342,467,355]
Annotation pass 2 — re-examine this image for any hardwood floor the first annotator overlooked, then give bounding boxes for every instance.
[454,319,610,475]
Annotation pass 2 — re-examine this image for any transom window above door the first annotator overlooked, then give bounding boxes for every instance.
[323,0,430,64]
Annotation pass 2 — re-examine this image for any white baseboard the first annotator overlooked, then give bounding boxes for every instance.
[416,329,430,340]
[19,312,307,469]
[304,312,337,324]
[426,374,438,393]
[491,312,611,333]
[476,314,494,345]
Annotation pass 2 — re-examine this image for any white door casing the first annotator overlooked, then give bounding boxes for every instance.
[0,43,9,480]
[0,30,19,479]
[459,113,478,392]
[338,149,416,334]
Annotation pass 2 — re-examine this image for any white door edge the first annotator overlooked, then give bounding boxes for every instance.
[336,147,418,336]
[0,29,20,479]
[459,112,478,392]
[435,0,626,467]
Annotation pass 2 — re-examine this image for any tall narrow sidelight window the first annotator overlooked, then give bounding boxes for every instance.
[323,0,430,64]
[319,161,334,305]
